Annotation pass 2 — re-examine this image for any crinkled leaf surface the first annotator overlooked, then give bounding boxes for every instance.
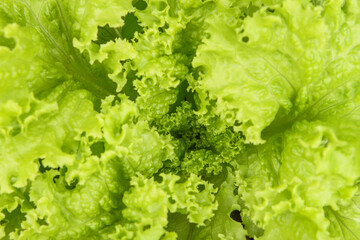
[1,0,360,239]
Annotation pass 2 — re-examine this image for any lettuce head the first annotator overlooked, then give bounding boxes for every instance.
[1,0,360,239]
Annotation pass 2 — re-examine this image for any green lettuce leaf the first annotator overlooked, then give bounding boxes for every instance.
[325,192,360,240]
[113,173,218,239]
[1,0,360,239]
[191,170,248,240]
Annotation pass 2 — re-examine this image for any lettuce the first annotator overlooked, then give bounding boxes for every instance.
[1,0,360,239]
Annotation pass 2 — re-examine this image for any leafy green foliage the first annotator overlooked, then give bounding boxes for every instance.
[1,0,360,239]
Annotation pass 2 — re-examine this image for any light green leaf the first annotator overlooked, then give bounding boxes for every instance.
[120,173,218,239]
[325,192,360,240]
[191,170,247,240]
